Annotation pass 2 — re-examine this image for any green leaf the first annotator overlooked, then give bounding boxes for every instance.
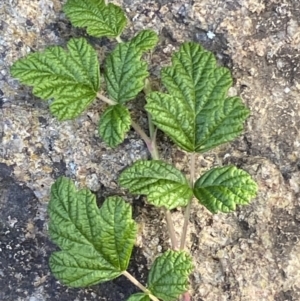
[10,38,100,120]
[63,0,127,38]
[48,177,137,287]
[104,29,158,104]
[147,251,193,301]
[127,293,151,301]
[130,30,159,53]
[119,160,193,209]
[98,104,131,148]
[145,42,250,153]
[193,166,258,213]
[104,42,148,103]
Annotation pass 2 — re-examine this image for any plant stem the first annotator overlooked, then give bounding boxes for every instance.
[178,153,196,301]
[116,36,123,43]
[180,199,192,250]
[97,92,116,105]
[180,152,195,250]
[123,271,160,301]
[181,292,191,301]
[189,152,196,187]
[130,120,159,159]
[98,25,190,301]
[144,79,155,140]
[164,208,178,249]
[97,90,177,249]
[97,93,156,156]
[142,79,178,249]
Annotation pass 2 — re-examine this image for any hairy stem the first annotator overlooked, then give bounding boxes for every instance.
[180,152,196,250]
[123,271,160,301]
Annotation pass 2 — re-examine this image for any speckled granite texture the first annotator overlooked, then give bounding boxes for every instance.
[1,0,300,300]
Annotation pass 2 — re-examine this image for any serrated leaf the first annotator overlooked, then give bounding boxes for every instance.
[48,177,137,287]
[104,42,149,103]
[119,160,193,209]
[103,30,158,103]
[145,42,250,153]
[98,104,131,148]
[147,251,193,301]
[10,38,100,120]
[127,293,151,301]
[130,30,159,53]
[193,166,258,213]
[63,0,127,38]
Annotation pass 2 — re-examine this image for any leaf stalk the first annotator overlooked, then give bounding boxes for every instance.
[164,207,178,249]
[144,79,156,141]
[142,79,178,249]
[116,35,123,43]
[97,92,116,105]
[180,152,195,250]
[123,271,160,301]
[97,92,160,159]
[98,91,179,249]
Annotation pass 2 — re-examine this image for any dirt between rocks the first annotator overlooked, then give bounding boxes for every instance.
[1,0,300,300]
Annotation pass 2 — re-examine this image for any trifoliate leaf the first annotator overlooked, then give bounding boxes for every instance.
[193,166,258,213]
[127,293,151,301]
[98,104,131,148]
[104,32,154,103]
[119,160,193,209]
[63,0,127,38]
[130,30,159,54]
[145,42,250,153]
[10,38,100,120]
[48,177,137,287]
[147,251,193,301]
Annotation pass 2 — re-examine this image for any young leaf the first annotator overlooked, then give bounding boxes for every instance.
[193,166,258,213]
[104,30,158,104]
[98,104,131,148]
[130,30,159,54]
[127,293,151,301]
[104,43,148,103]
[147,251,193,301]
[10,38,100,120]
[48,177,137,287]
[119,160,193,209]
[63,0,127,38]
[145,42,250,153]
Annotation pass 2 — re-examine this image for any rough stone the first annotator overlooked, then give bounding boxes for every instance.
[1,0,300,300]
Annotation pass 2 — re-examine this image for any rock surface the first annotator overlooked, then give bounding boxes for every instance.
[1,0,300,300]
